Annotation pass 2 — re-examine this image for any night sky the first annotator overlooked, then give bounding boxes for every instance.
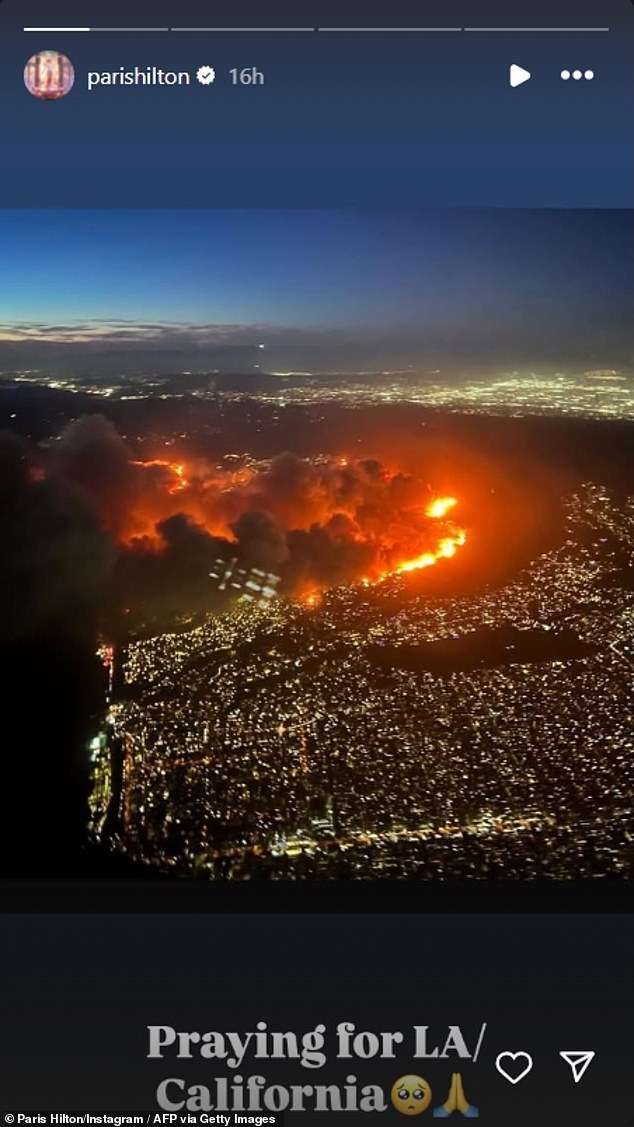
[0,209,631,370]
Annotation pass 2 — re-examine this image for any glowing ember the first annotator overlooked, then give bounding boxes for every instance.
[395,551,438,574]
[170,463,188,492]
[393,527,467,575]
[131,458,189,494]
[366,497,466,582]
[426,495,457,519]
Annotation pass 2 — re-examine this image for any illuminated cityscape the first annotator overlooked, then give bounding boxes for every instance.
[89,483,633,879]
[4,367,633,420]
[1,207,632,878]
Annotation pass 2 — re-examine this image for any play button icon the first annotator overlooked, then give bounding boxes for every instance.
[510,64,531,87]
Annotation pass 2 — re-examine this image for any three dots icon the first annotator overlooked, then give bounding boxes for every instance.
[561,69,594,81]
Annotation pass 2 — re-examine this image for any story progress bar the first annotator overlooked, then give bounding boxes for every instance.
[23,26,611,33]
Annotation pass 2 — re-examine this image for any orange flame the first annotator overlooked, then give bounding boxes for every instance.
[426,495,457,519]
[169,463,188,493]
[131,458,189,494]
[301,498,467,596]
[123,459,467,596]
[394,527,466,575]
[375,497,466,581]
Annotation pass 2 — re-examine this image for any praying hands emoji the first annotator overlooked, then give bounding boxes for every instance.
[433,1073,479,1118]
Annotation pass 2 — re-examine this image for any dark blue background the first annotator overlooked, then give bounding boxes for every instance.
[0,6,632,1119]
[1,913,633,1124]
[1,0,632,207]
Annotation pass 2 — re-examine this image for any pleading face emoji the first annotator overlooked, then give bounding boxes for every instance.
[390,1074,432,1115]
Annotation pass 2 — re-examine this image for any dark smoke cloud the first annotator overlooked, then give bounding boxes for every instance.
[286,523,376,590]
[156,512,229,582]
[0,428,116,872]
[108,447,448,602]
[231,510,289,571]
[220,452,430,535]
[39,424,441,604]
[0,430,114,641]
[113,514,230,621]
[0,431,30,502]
[1,418,448,639]
[53,414,136,536]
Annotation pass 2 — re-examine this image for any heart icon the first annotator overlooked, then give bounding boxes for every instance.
[495,1051,533,1085]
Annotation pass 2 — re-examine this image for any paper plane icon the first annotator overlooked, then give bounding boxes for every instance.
[560,1051,595,1083]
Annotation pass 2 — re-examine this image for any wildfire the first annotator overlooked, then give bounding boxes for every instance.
[299,496,467,600]
[426,495,457,519]
[368,495,466,583]
[373,495,466,579]
[122,454,467,598]
[169,463,188,493]
[131,458,189,494]
[394,528,467,575]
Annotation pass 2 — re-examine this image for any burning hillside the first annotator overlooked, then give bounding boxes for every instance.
[25,414,468,614]
[121,451,466,596]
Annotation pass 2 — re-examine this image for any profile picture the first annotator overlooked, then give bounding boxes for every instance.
[24,50,75,100]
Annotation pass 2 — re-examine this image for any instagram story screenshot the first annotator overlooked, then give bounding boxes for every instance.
[0,1,632,1123]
